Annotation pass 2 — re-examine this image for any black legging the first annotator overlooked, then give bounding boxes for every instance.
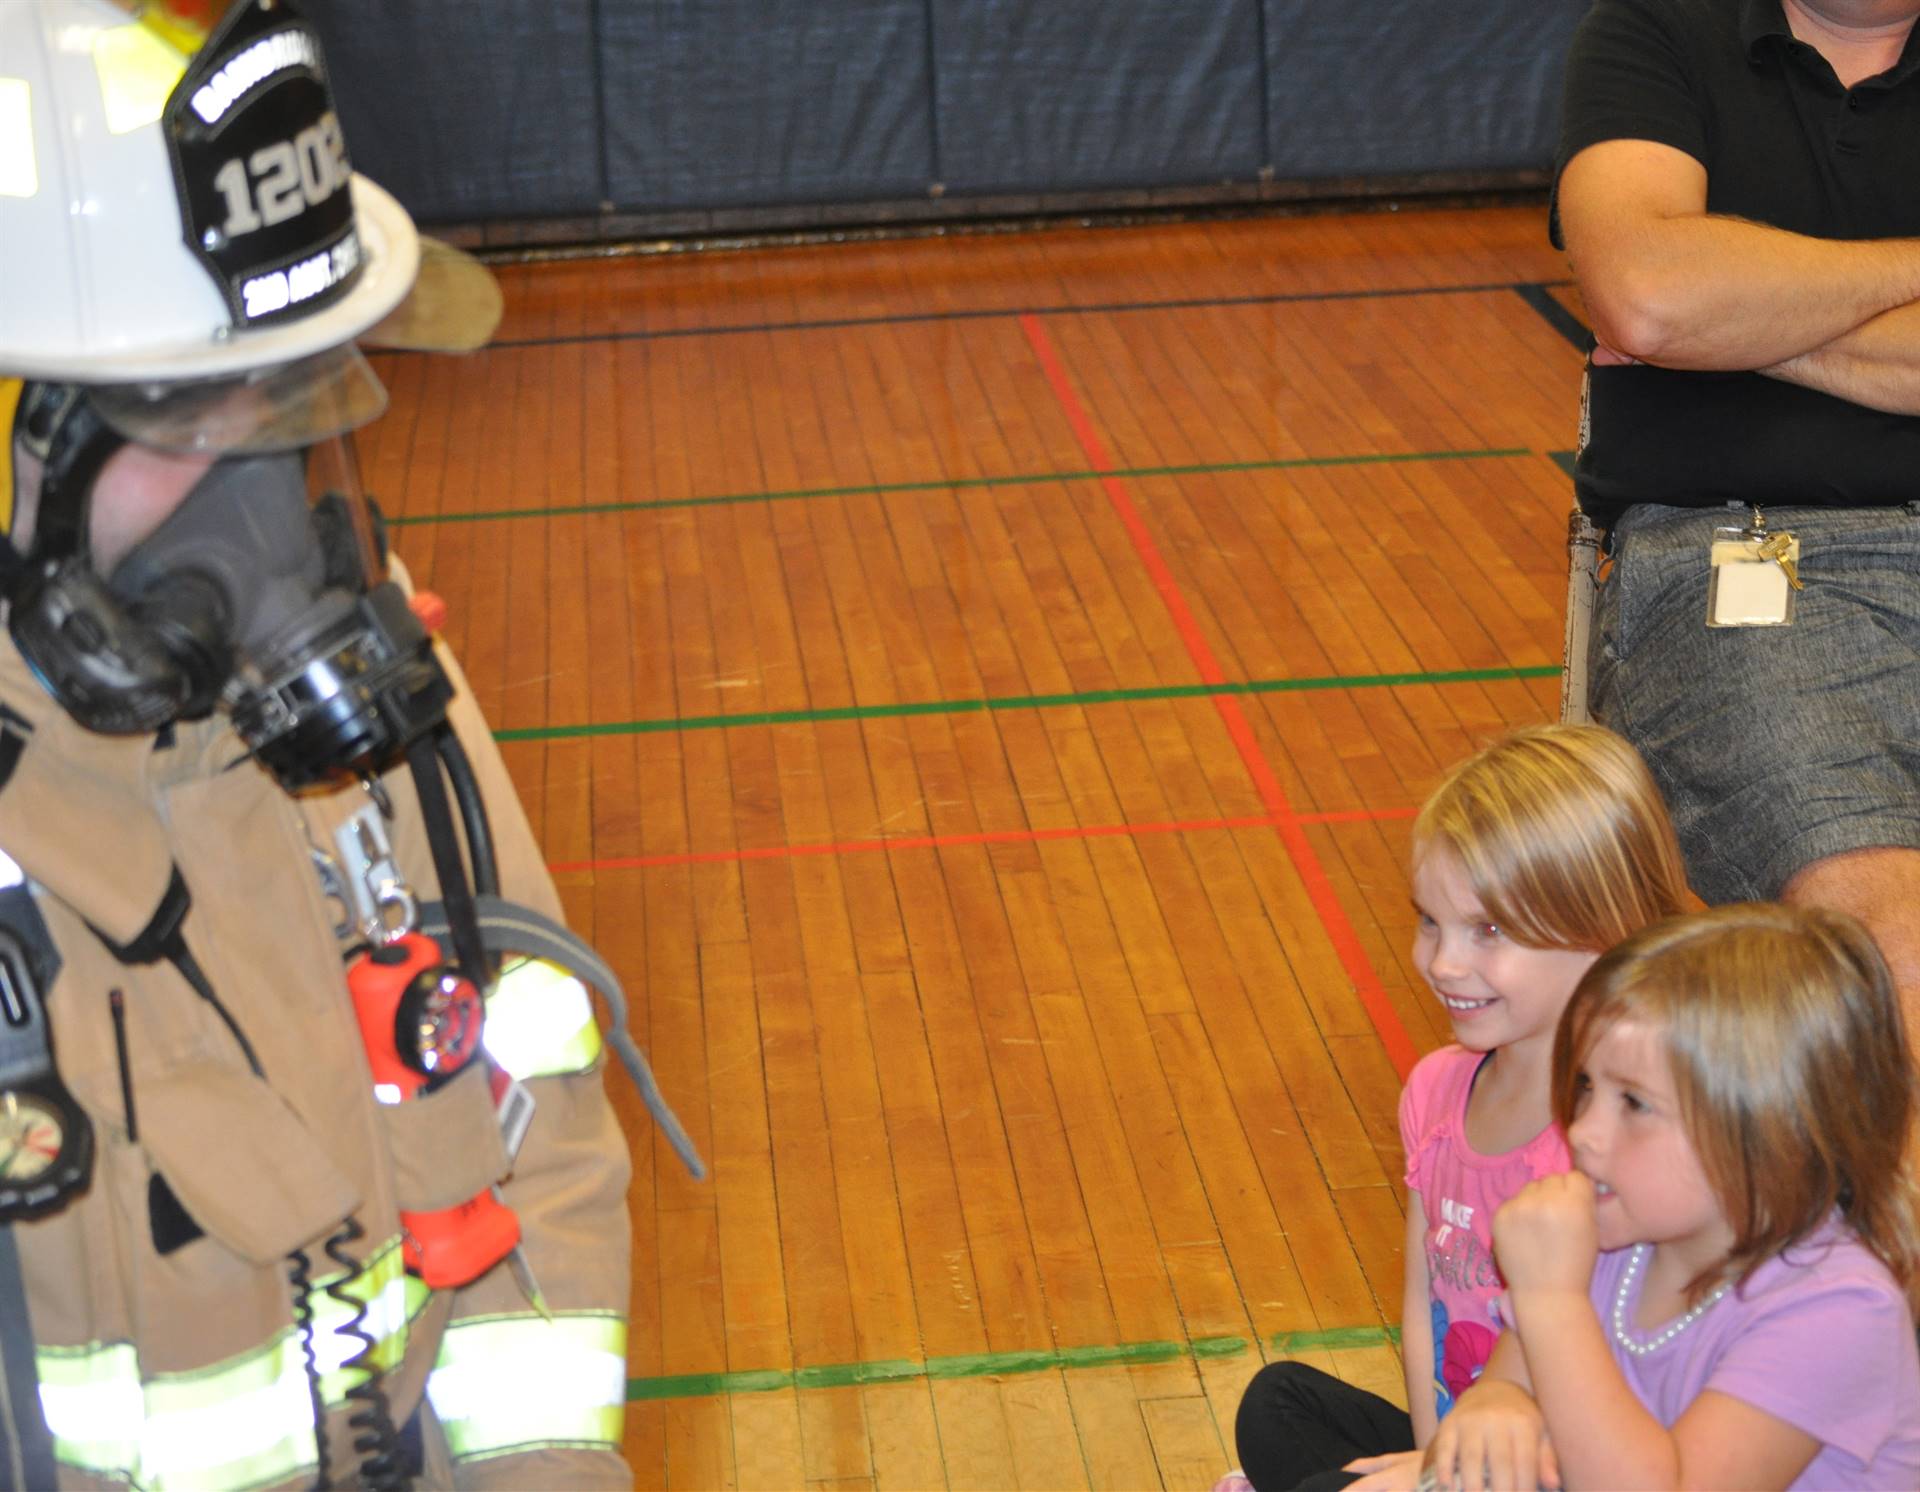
[1235,1360,1414,1492]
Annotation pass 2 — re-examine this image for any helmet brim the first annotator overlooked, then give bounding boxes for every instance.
[361,237,504,354]
[6,174,420,384]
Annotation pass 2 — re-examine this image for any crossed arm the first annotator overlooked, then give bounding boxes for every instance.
[1424,1175,1819,1492]
[1557,139,1920,412]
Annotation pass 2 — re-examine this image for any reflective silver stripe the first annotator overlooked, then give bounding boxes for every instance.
[484,957,602,1079]
[39,1340,316,1491]
[428,1313,625,1461]
[36,1238,417,1490]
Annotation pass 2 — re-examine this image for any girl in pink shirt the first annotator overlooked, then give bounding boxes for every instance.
[1231,725,1690,1492]
[1430,903,1920,1491]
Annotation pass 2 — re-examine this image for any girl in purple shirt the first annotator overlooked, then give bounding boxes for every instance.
[1230,726,1691,1492]
[1432,903,1920,1491]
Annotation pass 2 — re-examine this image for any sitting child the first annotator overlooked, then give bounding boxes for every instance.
[1230,725,1690,1491]
[1429,902,1920,1490]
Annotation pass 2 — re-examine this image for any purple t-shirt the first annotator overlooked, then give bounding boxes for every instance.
[1401,1045,1570,1419]
[1591,1219,1920,1488]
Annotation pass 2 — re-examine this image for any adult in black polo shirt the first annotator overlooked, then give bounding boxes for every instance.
[1556,0,1920,1061]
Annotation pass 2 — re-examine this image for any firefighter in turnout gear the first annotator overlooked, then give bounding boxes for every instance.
[0,1,693,1484]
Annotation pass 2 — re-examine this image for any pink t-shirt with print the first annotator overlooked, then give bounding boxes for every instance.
[1400,1044,1570,1419]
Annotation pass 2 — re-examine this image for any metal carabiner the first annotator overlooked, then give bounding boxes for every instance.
[334,805,419,945]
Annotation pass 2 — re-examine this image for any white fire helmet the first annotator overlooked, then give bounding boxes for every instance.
[0,0,499,453]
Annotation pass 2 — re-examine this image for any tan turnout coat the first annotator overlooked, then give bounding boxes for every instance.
[0,630,632,1490]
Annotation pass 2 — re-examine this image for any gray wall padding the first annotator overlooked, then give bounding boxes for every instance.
[930,1,1266,194]
[601,2,935,210]
[305,1,601,223]
[304,0,1580,227]
[1265,1,1586,177]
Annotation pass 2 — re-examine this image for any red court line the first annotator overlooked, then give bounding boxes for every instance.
[1017,312,1421,1080]
[548,806,1416,876]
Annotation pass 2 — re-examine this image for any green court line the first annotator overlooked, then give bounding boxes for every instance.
[497,665,1562,743]
[626,1327,1402,1403]
[1275,1325,1402,1352]
[387,447,1527,528]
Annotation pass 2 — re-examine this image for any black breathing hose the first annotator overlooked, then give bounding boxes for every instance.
[433,726,498,899]
[405,731,488,988]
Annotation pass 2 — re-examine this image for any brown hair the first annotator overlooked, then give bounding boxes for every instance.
[1553,903,1920,1304]
[1413,725,1690,952]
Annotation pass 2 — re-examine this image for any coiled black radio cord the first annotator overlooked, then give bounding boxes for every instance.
[322,1214,408,1491]
[287,1214,410,1491]
[285,1246,333,1490]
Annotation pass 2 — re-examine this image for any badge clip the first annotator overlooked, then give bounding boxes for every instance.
[1707,508,1800,628]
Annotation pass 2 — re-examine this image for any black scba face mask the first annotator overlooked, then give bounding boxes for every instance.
[5,385,449,790]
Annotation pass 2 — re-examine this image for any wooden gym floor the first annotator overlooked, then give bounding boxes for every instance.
[361,202,1586,1490]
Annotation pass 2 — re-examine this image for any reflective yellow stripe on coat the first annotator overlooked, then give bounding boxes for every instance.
[37,1239,428,1491]
[427,1312,625,1462]
[483,957,602,1079]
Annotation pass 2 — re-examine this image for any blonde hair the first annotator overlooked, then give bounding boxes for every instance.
[1554,903,1920,1304]
[1412,725,1690,951]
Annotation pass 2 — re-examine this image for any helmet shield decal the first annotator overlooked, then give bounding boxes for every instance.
[161,0,362,331]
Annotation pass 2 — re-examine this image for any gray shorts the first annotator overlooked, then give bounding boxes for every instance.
[1589,501,1920,905]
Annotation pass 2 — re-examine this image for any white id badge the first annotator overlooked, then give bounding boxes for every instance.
[1707,528,1798,627]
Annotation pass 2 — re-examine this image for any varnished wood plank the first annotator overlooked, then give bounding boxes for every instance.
[756,964,862,1371]
[1326,1031,1418,1202]
[1026,989,1182,1345]
[625,1401,669,1491]
[1141,1392,1232,1491]
[929,1378,1020,1492]
[797,1385,873,1485]
[1001,1373,1093,1491]
[664,1388,736,1491]
[698,939,789,1374]
[1333,1182,1413,1326]
[863,1381,947,1492]
[1063,1366,1163,1492]
[1196,1349,1271,1480]
[731,1391,809,1492]
[860,970,989,1361]
[1329,1344,1410,1412]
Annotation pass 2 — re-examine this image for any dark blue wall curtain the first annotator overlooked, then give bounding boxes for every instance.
[306,1,1585,226]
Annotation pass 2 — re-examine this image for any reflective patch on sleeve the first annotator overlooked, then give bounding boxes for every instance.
[484,958,604,1079]
[0,80,37,197]
[92,23,188,136]
[35,1235,420,1491]
[428,1313,626,1462]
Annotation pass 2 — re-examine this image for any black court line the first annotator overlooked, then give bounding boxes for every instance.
[376,279,1577,353]
[1513,283,1590,350]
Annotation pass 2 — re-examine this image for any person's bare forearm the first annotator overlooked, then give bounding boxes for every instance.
[1572,215,1920,371]
[1762,298,1920,414]
[1402,1198,1439,1449]
[1509,1289,1678,1489]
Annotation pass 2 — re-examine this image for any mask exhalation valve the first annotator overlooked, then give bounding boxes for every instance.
[230,582,452,790]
